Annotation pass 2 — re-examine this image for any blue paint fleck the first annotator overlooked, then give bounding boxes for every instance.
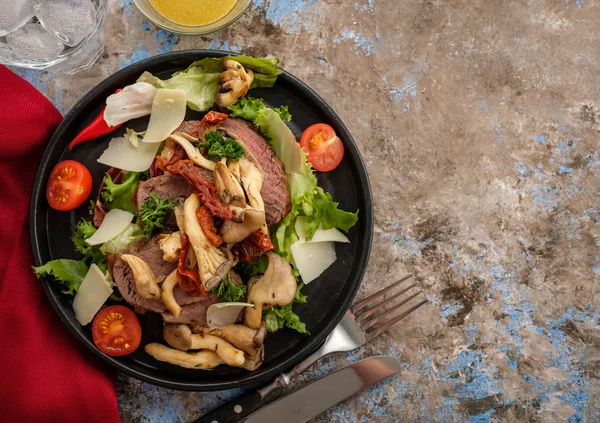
[333,28,375,56]
[535,134,546,144]
[441,302,464,322]
[258,0,318,34]
[120,45,152,68]
[154,29,179,55]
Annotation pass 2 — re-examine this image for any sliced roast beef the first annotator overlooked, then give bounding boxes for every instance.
[110,237,217,323]
[219,118,291,224]
[162,297,217,325]
[134,174,195,211]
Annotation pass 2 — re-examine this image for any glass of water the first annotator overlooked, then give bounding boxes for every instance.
[0,0,107,74]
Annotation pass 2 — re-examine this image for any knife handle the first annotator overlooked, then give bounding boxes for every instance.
[193,390,268,423]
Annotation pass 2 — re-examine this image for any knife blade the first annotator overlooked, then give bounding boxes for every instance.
[196,355,400,423]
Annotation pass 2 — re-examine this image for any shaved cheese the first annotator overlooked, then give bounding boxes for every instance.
[142,89,187,143]
[85,209,133,246]
[295,217,350,244]
[104,82,157,126]
[291,240,336,284]
[73,264,113,325]
[97,135,161,172]
[207,302,254,328]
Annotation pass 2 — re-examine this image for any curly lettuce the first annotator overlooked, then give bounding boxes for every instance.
[32,259,88,296]
[101,171,140,214]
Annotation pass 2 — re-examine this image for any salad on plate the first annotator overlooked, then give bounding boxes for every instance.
[34,55,358,371]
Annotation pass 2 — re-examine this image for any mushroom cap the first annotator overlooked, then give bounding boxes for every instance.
[163,324,193,351]
[220,209,266,244]
[244,252,297,329]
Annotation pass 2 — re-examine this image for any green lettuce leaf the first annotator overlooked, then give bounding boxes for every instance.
[72,219,107,272]
[233,255,269,279]
[101,171,140,214]
[228,97,292,122]
[125,128,146,147]
[137,56,281,112]
[32,259,89,295]
[100,223,143,254]
[263,284,308,334]
[255,108,303,174]
[228,97,266,122]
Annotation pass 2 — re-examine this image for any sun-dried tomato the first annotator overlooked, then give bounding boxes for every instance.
[177,232,205,296]
[167,159,232,221]
[232,230,275,263]
[196,205,222,247]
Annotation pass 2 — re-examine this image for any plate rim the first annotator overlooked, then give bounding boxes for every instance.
[29,49,374,391]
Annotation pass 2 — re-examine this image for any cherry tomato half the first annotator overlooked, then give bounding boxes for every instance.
[46,160,92,211]
[92,305,142,356]
[299,123,344,172]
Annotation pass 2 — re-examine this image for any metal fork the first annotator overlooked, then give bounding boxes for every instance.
[257,274,428,398]
[195,275,427,423]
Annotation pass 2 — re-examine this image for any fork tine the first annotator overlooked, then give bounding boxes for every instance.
[355,283,418,322]
[361,291,423,331]
[366,299,428,341]
[351,275,412,314]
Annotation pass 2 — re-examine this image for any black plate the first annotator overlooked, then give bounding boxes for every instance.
[30,50,373,391]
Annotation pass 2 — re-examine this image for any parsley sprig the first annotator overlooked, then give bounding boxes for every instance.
[139,194,176,240]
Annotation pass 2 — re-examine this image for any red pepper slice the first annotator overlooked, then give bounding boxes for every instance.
[68,88,123,150]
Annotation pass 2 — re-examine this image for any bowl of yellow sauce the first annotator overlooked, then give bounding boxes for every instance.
[133,0,251,35]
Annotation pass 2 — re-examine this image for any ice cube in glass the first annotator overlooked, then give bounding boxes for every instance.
[0,0,38,37]
[6,23,64,60]
[35,0,97,47]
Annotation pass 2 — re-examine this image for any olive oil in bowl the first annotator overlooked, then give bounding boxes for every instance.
[149,0,237,26]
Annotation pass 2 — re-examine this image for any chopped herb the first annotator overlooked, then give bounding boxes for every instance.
[88,200,95,216]
[197,130,245,161]
[139,194,176,240]
[211,274,247,302]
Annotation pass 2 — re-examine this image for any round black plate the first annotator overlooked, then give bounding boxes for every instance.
[30,50,373,391]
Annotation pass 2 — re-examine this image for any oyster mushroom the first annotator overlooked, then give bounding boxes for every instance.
[144,343,223,370]
[161,269,181,317]
[168,132,216,171]
[244,252,297,329]
[239,158,264,212]
[214,161,246,208]
[121,254,161,300]
[158,231,182,263]
[163,324,245,367]
[215,59,255,109]
[183,193,230,290]
[219,209,266,244]
[201,323,266,360]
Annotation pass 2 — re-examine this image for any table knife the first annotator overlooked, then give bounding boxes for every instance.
[195,355,401,423]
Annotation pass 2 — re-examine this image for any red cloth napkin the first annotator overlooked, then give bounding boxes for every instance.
[0,66,120,423]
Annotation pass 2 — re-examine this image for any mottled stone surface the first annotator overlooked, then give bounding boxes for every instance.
[17,0,600,421]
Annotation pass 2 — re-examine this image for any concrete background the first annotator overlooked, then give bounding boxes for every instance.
[17,0,600,421]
